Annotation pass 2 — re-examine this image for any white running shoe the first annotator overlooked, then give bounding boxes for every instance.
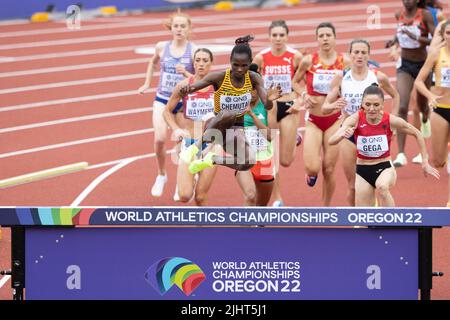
[412,153,423,164]
[151,174,167,197]
[173,184,180,202]
[420,114,432,138]
[393,153,407,168]
[272,200,284,207]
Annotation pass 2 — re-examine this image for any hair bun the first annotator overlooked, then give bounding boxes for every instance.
[235,35,255,45]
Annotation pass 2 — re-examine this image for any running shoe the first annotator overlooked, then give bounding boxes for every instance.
[272,200,284,207]
[180,144,199,164]
[305,174,318,187]
[421,117,432,138]
[393,153,407,167]
[189,152,215,174]
[151,174,167,197]
[412,153,423,164]
[296,131,303,146]
[173,184,180,202]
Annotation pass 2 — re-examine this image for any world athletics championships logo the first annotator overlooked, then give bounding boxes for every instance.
[144,257,206,296]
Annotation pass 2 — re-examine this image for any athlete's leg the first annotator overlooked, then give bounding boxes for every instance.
[235,170,257,206]
[355,174,376,207]
[194,165,218,206]
[430,111,450,168]
[395,72,415,155]
[321,120,340,206]
[303,121,323,178]
[375,167,397,207]
[341,139,357,206]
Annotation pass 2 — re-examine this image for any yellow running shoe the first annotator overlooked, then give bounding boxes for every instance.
[180,144,199,164]
[189,152,215,174]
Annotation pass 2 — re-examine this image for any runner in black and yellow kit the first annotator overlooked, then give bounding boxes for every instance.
[178,36,281,174]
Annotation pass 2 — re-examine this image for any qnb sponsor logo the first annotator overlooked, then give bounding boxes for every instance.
[145,257,206,296]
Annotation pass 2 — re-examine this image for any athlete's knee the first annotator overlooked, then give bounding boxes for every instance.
[243,188,257,205]
[376,184,391,197]
[322,164,335,178]
[154,139,166,149]
[304,162,319,175]
[280,153,295,167]
[195,192,208,206]
[432,157,447,169]
[178,189,194,203]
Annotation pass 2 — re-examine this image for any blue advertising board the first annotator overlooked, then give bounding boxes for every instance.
[25,227,418,300]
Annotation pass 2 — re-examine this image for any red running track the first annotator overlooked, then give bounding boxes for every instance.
[0,0,449,299]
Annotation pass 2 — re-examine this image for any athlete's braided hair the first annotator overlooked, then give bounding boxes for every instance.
[231,35,255,62]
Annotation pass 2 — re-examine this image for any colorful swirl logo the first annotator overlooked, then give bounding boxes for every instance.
[144,257,206,296]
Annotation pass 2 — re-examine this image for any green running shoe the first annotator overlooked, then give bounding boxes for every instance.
[188,152,215,174]
[180,144,199,164]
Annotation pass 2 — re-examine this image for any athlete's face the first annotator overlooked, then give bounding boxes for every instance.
[230,53,251,79]
[402,0,416,10]
[443,25,450,43]
[317,27,335,51]
[194,51,213,77]
[270,26,288,50]
[362,94,384,121]
[171,16,190,40]
[350,42,370,68]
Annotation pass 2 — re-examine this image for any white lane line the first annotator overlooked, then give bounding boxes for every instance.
[0,11,395,51]
[0,45,141,63]
[0,275,11,288]
[0,107,152,133]
[0,89,140,112]
[70,157,137,206]
[0,128,154,159]
[0,62,224,94]
[0,1,401,38]
[0,58,150,78]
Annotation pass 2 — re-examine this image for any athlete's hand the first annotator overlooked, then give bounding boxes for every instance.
[421,160,440,179]
[138,84,150,94]
[323,98,347,110]
[303,93,315,110]
[176,64,188,77]
[388,46,400,61]
[385,39,396,48]
[179,84,192,97]
[286,99,302,114]
[267,83,282,101]
[172,128,190,142]
[428,94,444,109]
[342,126,356,139]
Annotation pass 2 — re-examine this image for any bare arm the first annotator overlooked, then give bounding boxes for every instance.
[292,55,311,96]
[414,48,443,107]
[138,42,164,94]
[390,115,440,179]
[322,72,346,114]
[252,53,264,73]
[163,81,185,131]
[179,71,224,96]
[251,71,281,110]
[247,109,273,141]
[328,113,358,145]
[378,71,400,115]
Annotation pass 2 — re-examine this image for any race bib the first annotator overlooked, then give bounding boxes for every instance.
[343,92,363,115]
[219,93,252,114]
[312,71,336,94]
[161,72,185,94]
[245,126,269,151]
[264,74,292,94]
[356,134,389,158]
[397,25,421,49]
[185,97,215,121]
[440,67,450,88]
